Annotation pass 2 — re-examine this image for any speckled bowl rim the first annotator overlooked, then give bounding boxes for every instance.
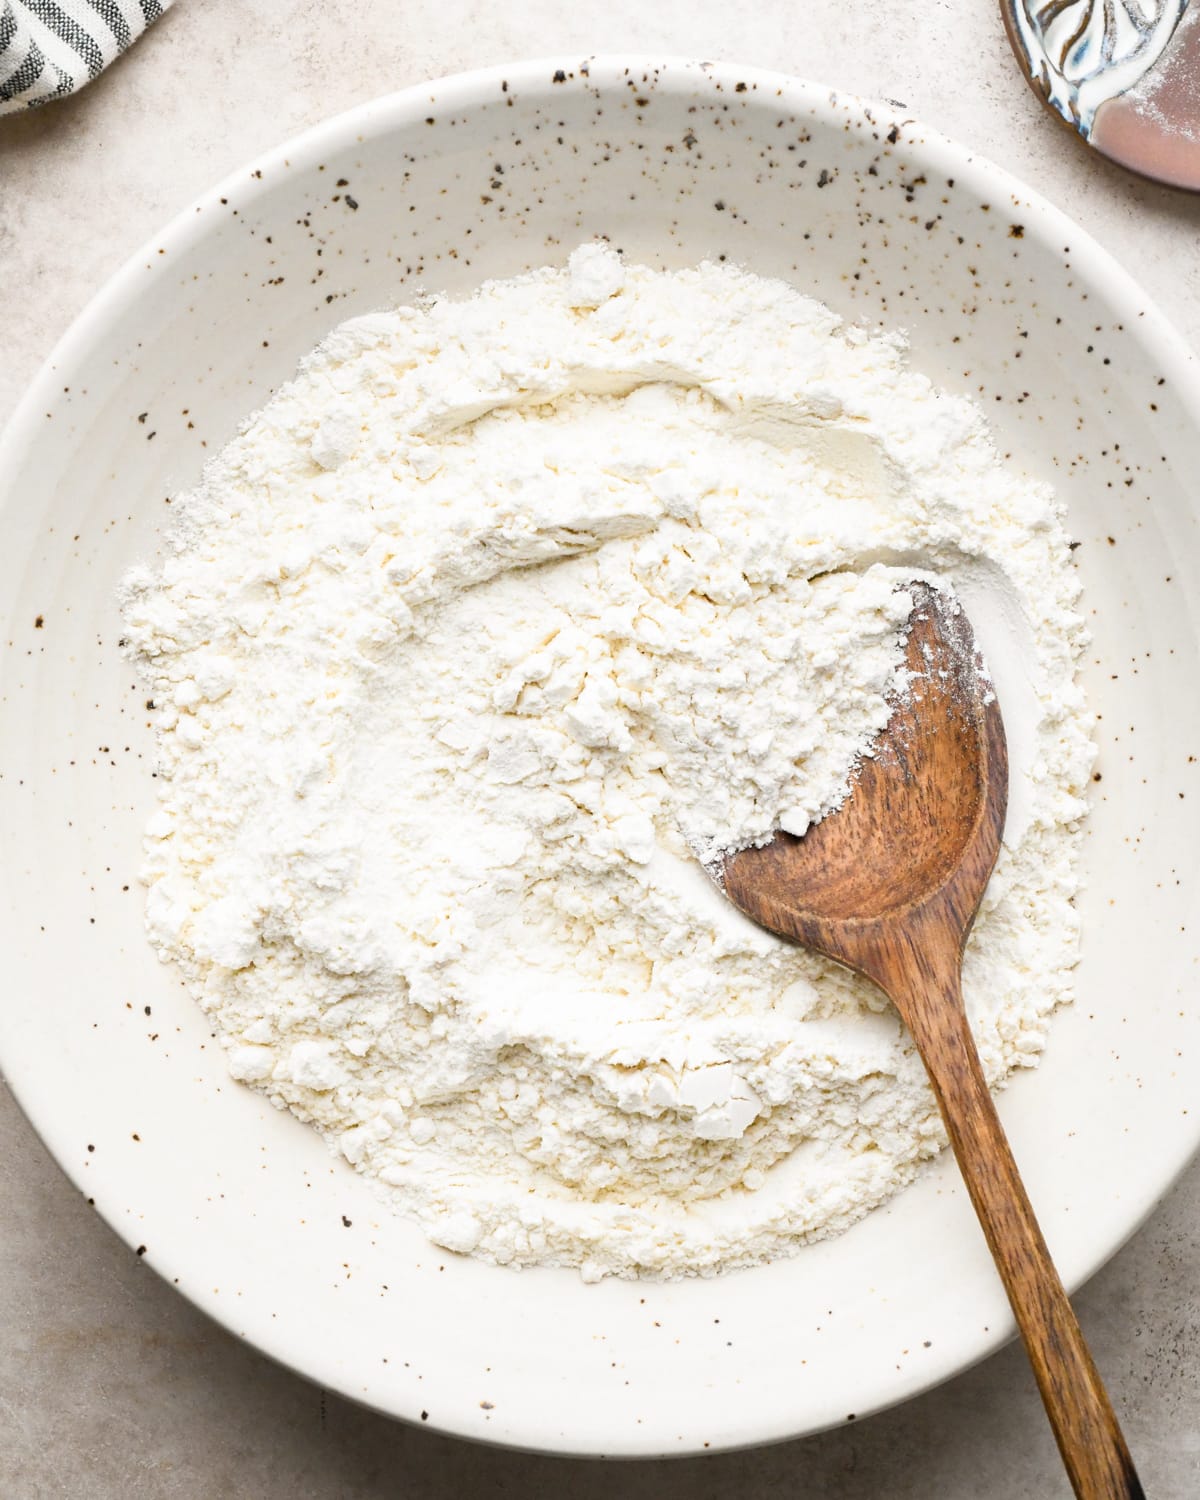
[3,56,1200,1456]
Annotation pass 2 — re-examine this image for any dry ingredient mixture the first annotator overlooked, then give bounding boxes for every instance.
[120,245,1092,1280]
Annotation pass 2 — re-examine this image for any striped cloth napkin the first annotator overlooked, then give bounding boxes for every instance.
[1,0,170,115]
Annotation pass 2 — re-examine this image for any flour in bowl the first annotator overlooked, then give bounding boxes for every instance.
[119,244,1092,1279]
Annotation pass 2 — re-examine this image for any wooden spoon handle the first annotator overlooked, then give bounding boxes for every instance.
[898,969,1144,1500]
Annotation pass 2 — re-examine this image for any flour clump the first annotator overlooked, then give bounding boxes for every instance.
[119,244,1092,1279]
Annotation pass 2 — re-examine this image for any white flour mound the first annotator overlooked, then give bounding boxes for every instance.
[120,245,1093,1280]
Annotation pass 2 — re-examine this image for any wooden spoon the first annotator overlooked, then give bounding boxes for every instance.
[721,580,1143,1500]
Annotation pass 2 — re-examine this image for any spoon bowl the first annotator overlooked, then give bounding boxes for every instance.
[724,582,1005,963]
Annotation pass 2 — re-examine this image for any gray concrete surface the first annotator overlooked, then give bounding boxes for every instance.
[3,2,1199,1495]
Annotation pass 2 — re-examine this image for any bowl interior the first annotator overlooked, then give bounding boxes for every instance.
[3,58,1200,1456]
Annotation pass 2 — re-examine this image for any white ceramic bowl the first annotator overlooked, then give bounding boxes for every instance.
[3,58,1200,1457]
